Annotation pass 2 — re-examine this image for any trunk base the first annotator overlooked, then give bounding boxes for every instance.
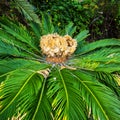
[46,57,67,63]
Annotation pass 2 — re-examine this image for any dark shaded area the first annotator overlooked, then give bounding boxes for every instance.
[0,0,27,25]
[0,0,10,16]
[88,0,120,40]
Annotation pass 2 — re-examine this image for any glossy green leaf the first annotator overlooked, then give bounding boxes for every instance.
[77,38,120,55]
[70,70,120,120]
[47,68,87,120]
[0,39,20,56]
[14,0,41,24]
[0,18,39,52]
[0,67,51,120]
[75,30,89,42]
[65,22,76,36]
[41,13,54,35]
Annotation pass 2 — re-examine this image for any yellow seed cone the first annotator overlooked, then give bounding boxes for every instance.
[40,33,77,63]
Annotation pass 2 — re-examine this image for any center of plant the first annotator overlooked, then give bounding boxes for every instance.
[40,33,77,63]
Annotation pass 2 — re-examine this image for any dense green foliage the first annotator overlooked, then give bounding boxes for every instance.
[0,0,120,120]
[0,0,119,39]
[30,0,120,40]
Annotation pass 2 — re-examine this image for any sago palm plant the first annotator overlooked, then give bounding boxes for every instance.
[0,1,120,120]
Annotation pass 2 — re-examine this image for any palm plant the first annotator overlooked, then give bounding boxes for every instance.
[0,1,120,120]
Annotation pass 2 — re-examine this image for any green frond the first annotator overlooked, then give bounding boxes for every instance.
[70,70,120,120]
[29,21,41,39]
[29,79,52,120]
[75,30,89,43]
[70,58,120,73]
[70,47,120,72]
[74,30,89,54]
[0,59,49,76]
[0,38,42,60]
[115,73,120,86]
[16,74,52,120]
[41,13,55,35]
[0,38,35,59]
[0,30,27,52]
[0,17,39,52]
[0,39,20,56]
[95,72,120,97]
[0,69,37,118]
[0,63,50,119]
[65,22,76,36]
[13,0,40,24]
[0,58,49,86]
[95,63,120,73]
[0,59,37,84]
[76,38,120,55]
[47,68,87,120]
[83,47,120,63]
[69,57,100,71]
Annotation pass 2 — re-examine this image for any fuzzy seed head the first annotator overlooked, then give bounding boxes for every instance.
[40,33,77,63]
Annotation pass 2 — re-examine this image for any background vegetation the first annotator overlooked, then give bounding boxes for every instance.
[0,0,119,40]
[30,0,120,40]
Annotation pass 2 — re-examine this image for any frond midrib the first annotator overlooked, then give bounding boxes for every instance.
[0,22,39,53]
[58,68,69,115]
[0,71,36,114]
[70,71,109,120]
[1,38,42,59]
[31,78,46,120]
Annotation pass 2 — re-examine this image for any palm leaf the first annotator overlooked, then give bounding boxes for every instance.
[0,63,50,119]
[0,17,39,52]
[0,38,42,60]
[0,38,34,59]
[0,59,48,76]
[16,74,52,120]
[0,39,20,56]
[75,30,89,43]
[41,13,55,35]
[0,18,43,59]
[70,47,120,72]
[83,47,120,63]
[70,70,120,120]
[13,0,40,24]
[0,30,26,50]
[47,68,87,120]
[0,69,36,118]
[95,72,120,97]
[0,59,47,83]
[29,21,41,39]
[115,73,120,86]
[76,38,120,55]
[0,29,35,55]
[65,22,76,36]
[95,63,120,73]
[29,80,52,120]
